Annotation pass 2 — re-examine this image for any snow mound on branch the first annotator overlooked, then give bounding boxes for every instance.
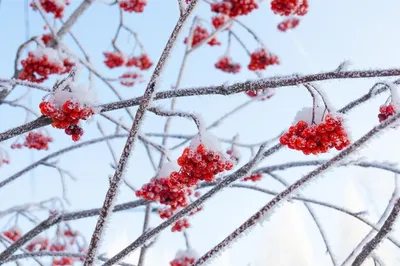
[175,248,199,260]
[292,106,326,125]
[190,131,223,154]
[32,47,64,65]
[48,79,98,110]
[157,162,180,178]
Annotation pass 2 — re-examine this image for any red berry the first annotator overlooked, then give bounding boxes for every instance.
[215,56,241,74]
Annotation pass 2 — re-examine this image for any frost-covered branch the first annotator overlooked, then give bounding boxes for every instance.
[351,198,400,266]
[192,111,400,266]
[341,175,399,265]
[4,251,135,266]
[0,70,392,143]
[83,2,200,264]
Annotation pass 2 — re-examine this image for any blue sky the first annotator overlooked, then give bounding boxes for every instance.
[2,0,400,265]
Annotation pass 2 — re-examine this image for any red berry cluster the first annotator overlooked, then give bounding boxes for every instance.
[171,218,191,232]
[184,26,221,47]
[245,88,275,100]
[41,33,53,45]
[277,17,300,32]
[271,0,308,16]
[126,54,153,70]
[248,48,279,71]
[19,51,74,83]
[378,104,396,123]
[136,177,192,210]
[279,114,350,155]
[212,15,229,30]
[120,72,143,87]
[3,227,21,242]
[215,56,241,74]
[119,0,147,13]
[211,0,258,17]
[104,52,125,69]
[25,225,85,265]
[31,0,70,18]
[171,144,234,187]
[26,237,49,252]
[39,100,94,141]
[170,255,196,266]
[243,173,263,182]
[11,132,53,150]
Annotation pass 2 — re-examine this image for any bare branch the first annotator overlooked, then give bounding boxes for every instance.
[351,198,400,266]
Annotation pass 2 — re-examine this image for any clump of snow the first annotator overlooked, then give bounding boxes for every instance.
[32,47,64,65]
[190,131,224,154]
[292,106,327,125]
[175,248,199,260]
[47,79,98,110]
[157,161,180,178]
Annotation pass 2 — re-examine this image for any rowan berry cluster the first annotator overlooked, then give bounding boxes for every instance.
[215,56,241,74]
[184,26,221,47]
[24,225,85,265]
[39,99,94,141]
[211,0,258,17]
[278,17,300,32]
[171,218,191,232]
[26,237,49,252]
[135,176,192,210]
[2,226,21,242]
[271,0,309,16]
[248,48,280,71]
[212,15,229,29]
[120,72,143,87]
[41,33,53,45]
[104,52,126,69]
[171,143,234,187]
[126,54,153,70]
[243,173,263,182]
[119,0,147,13]
[280,114,350,155]
[136,133,231,232]
[30,0,70,18]
[170,250,198,266]
[378,104,396,123]
[11,132,53,150]
[19,49,74,83]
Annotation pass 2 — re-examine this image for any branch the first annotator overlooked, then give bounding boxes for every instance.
[83,2,200,264]
[192,111,400,266]
[0,70,391,143]
[351,198,400,266]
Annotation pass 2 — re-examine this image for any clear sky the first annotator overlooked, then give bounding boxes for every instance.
[2,0,400,265]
